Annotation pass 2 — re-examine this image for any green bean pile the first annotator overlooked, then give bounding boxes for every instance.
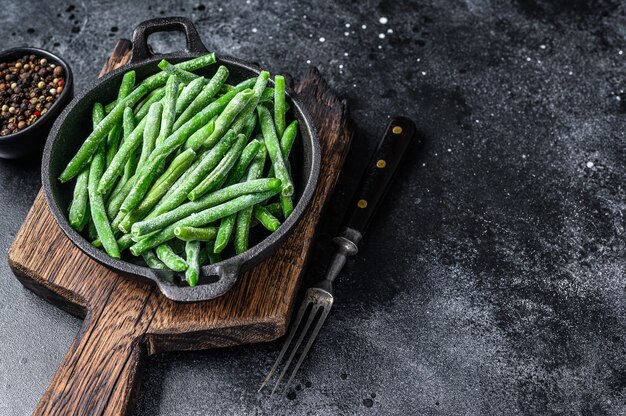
[61,53,298,286]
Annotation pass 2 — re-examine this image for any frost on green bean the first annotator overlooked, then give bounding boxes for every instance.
[155,244,187,271]
[175,226,218,241]
[184,240,201,286]
[274,75,286,139]
[68,167,89,231]
[142,249,167,269]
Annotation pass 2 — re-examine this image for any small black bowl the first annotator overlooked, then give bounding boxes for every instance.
[0,47,73,159]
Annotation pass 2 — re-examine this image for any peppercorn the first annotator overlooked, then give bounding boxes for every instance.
[0,54,65,135]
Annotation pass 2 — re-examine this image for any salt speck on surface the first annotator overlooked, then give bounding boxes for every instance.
[421,71,426,75]
[306,60,311,64]
[379,33,385,39]
[379,17,388,24]
[378,45,382,49]
[620,50,624,55]
[387,28,393,34]
[344,32,349,36]
[540,44,546,49]
[218,7,222,11]
[362,24,367,29]
[345,23,351,28]
[522,154,527,159]
[526,57,531,61]
[252,28,257,33]
[319,37,325,42]
[339,64,344,69]
[353,84,356,88]
[586,161,594,168]
[344,52,349,56]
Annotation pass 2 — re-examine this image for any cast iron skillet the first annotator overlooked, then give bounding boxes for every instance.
[42,17,320,302]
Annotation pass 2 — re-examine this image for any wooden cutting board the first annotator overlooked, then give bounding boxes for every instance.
[8,39,353,416]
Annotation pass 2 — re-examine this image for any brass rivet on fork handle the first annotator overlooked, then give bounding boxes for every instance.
[259,116,417,395]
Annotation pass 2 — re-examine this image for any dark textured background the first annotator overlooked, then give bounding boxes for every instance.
[2,0,626,415]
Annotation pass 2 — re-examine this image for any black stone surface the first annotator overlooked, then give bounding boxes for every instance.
[1,0,626,415]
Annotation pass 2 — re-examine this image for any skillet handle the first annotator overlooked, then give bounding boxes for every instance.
[154,259,242,302]
[130,16,209,63]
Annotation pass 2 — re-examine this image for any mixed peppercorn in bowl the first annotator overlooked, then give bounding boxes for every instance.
[0,47,73,158]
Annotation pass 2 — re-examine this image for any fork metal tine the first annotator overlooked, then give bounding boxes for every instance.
[270,302,322,395]
[281,305,332,393]
[258,295,313,393]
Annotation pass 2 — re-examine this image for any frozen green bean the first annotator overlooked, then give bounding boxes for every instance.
[156,76,179,147]
[274,75,286,139]
[234,143,267,254]
[135,87,166,120]
[183,117,216,151]
[223,139,262,187]
[155,244,187,271]
[142,249,166,269]
[175,77,207,116]
[139,53,216,91]
[105,71,136,166]
[184,240,201,286]
[253,205,281,232]
[175,226,218,241]
[68,167,89,231]
[158,59,201,84]
[137,102,162,168]
[213,215,235,254]
[121,108,138,183]
[257,105,293,197]
[87,103,120,259]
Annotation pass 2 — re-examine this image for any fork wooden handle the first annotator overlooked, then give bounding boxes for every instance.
[342,116,415,239]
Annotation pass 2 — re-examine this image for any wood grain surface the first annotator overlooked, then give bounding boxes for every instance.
[8,39,353,415]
